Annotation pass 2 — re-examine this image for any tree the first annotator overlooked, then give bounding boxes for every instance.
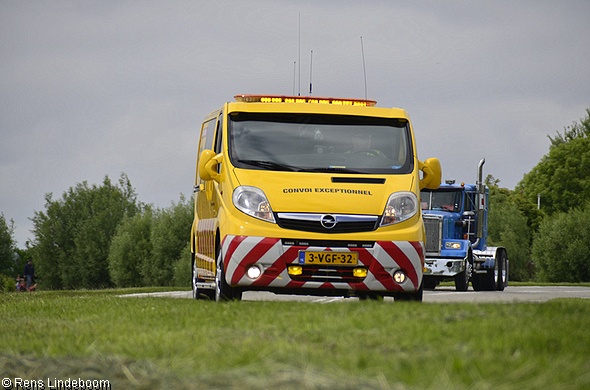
[0,212,24,292]
[30,174,140,289]
[518,108,590,216]
[108,195,193,288]
[108,208,154,288]
[144,195,193,286]
[532,203,590,283]
[485,176,533,281]
[0,213,16,276]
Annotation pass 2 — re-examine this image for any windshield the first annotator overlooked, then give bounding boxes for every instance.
[421,190,462,212]
[228,113,413,174]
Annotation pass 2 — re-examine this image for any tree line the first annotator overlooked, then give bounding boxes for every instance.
[1,175,192,291]
[486,107,590,282]
[1,107,589,290]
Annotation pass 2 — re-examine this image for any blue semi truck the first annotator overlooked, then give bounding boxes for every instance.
[420,159,508,291]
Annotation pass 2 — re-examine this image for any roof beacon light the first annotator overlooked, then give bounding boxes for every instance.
[234,94,377,107]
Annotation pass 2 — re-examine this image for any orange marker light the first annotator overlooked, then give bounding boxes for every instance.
[234,94,377,107]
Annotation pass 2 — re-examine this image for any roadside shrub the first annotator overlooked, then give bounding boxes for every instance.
[532,203,590,282]
[1,274,15,293]
[144,196,193,286]
[108,209,153,287]
[487,189,532,281]
[172,243,192,287]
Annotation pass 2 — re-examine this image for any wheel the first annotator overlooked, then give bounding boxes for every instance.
[215,252,242,302]
[454,253,472,292]
[423,277,438,290]
[454,271,469,291]
[394,282,423,302]
[474,257,498,291]
[191,255,199,300]
[357,292,383,301]
[491,253,501,290]
[496,250,507,291]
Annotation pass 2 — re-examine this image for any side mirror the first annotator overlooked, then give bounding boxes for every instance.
[198,149,223,182]
[419,158,441,190]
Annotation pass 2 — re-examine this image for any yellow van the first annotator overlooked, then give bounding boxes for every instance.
[191,94,441,301]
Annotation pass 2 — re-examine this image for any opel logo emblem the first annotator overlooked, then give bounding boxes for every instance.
[320,214,337,229]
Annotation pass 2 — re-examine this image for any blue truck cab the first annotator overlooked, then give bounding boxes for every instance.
[420,159,508,291]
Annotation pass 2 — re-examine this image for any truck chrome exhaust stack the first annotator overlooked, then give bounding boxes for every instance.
[477,158,485,191]
[476,158,486,238]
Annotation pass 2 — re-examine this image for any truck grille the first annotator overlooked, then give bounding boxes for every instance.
[423,215,443,255]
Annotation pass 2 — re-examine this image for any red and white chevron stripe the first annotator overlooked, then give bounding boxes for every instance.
[220,235,424,293]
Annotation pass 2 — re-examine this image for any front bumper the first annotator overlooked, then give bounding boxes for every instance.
[424,257,465,277]
[221,235,424,294]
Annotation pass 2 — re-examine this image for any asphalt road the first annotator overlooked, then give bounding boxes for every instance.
[122,285,590,303]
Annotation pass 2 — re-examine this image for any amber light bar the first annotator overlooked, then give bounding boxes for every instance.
[234,94,377,107]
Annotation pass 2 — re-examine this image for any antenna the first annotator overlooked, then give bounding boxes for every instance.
[293,61,296,95]
[360,36,368,100]
[309,50,313,95]
[298,12,301,96]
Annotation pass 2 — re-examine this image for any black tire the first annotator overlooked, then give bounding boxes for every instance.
[357,292,383,301]
[394,282,423,302]
[423,277,438,290]
[496,249,507,291]
[454,271,469,291]
[191,255,199,300]
[215,252,242,302]
[454,253,472,292]
[471,272,484,291]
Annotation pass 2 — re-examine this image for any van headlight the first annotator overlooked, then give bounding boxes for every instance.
[380,192,418,226]
[233,186,276,223]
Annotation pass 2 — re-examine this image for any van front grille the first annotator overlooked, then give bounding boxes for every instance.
[276,213,379,234]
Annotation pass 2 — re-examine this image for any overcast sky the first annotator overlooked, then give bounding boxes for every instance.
[2,1,589,247]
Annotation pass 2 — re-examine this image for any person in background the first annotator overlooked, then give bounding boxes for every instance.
[23,260,35,291]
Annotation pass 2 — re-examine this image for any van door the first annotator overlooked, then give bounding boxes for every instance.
[194,113,222,279]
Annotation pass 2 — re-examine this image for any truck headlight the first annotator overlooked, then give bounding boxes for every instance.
[380,192,418,226]
[445,242,462,249]
[233,186,276,223]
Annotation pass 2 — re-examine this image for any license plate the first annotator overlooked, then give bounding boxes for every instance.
[298,251,358,265]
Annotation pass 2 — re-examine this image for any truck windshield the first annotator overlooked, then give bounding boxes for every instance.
[228,113,413,174]
[421,190,462,212]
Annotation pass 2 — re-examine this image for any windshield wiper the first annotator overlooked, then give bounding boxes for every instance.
[237,159,298,172]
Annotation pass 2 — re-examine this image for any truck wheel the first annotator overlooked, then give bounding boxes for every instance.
[496,250,507,291]
[454,254,471,292]
[423,277,438,290]
[215,252,242,302]
[454,271,469,291]
[472,264,495,291]
[471,273,483,291]
[478,257,499,291]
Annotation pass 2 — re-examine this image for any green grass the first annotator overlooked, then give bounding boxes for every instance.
[1,289,590,389]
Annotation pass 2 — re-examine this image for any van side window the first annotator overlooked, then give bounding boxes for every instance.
[197,118,216,180]
[214,112,223,154]
[203,119,216,151]
[213,113,223,173]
